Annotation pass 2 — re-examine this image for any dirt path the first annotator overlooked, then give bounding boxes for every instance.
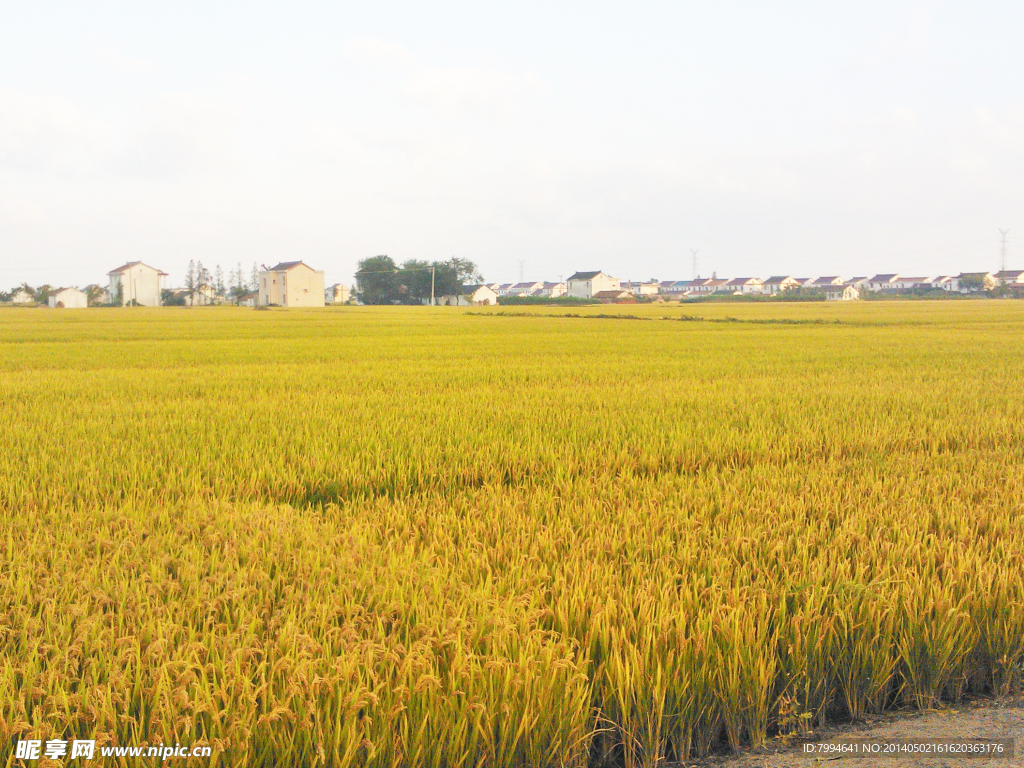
[683,697,1023,768]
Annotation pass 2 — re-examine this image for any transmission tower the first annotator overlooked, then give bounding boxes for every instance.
[690,249,699,280]
[1000,229,1009,273]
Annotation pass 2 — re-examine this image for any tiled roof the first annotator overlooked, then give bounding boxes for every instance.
[108,261,166,275]
[568,271,604,281]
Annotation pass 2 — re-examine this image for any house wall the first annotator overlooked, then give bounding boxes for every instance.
[258,266,325,307]
[282,266,325,307]
[109,265,162,306]
[568,273,620,298]
[327,285,350,303]
[258,271,283,305]
[48,289,88,308]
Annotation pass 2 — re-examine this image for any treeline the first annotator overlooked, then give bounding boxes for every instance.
[355,256,481,305]
[162,261,261,305]
[1,283,105,305]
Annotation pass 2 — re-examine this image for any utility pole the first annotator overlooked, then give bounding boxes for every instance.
[1000,229,1009,273]
[690,249,699,280]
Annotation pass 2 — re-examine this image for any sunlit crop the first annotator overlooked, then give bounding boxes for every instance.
[2,301,1023,767]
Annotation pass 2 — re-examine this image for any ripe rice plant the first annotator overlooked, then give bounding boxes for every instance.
[1,301,1023,766]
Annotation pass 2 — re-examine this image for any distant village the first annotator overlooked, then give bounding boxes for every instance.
[3,259,1024,308]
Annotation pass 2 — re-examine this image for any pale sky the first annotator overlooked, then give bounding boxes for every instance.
[2,1,1023,289]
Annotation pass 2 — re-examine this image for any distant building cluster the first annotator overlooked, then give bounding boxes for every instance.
[490,269,1024,301]
[6,262,1024,308]
[2,260,343,309]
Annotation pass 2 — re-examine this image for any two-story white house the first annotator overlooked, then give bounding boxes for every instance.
[534,282,567,298]
[867,274,900,292]
[567,271,621,299]
[761,276,800,295]
[258,261,326,307]
[994,270,1024,287]
[107,262,168,306]
[726,277,764,294]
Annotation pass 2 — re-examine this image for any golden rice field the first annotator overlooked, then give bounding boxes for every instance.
[2,301,1024,767]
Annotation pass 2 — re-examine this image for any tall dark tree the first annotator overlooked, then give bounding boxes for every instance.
[355,255,400,304]
[398,259,436,304]
[185,261,197,293]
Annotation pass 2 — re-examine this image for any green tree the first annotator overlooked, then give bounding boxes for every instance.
[397,258,482,304]
[356,255,400,304]
[161,289,187,306]
[958,274,985,292]
[84,284,105,306]
[35,284,55,305]
[398,259,436,304]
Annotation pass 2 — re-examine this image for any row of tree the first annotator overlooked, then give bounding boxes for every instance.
[179,261,261,302]
[355,256,481,305]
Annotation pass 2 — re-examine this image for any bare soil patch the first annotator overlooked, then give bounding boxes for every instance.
[680,697,1024,768]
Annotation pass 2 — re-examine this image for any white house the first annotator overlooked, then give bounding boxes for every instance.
[824,284,860,301]
[567,271,621,298]
[867,274,900,292]
[495,283,516,296]
[930,276,956,291]
[762,276,801,294]
[812,276,846,287]
[433,284,498,306]
[534,281,567,298]
[258,261,326,307]
[954,272,996,293]
[994,270,1024,286]
[11,288,34,304]
[890,276,932,291]
[108,262,167,306]
[510,281,543,296]
[48,287,88,308]
[622,280,661,296]
[659,280,692,296]
[726,277,764,294]
[326,283,350,304]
